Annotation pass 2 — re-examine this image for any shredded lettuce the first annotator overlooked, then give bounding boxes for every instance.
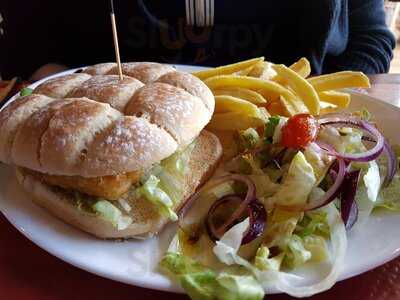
[268,151,316,207]
[264,116,281,144]
[209,204,346,297]
[269,204,347,297]
[304,143,334,184]
[239,128,260,150]
[160,252,264,300]
[158,142,196,204]
[318,126,365,155]
[161,142,195,177]
[272,117,287,144]
[20,87,33,96]
[213,218,250,266]
[376,173,400,212]
[217,274,264,300]
[263,209,301,248]
[254,246,284,271]
[136,175,178,221]
[353,160,381,226]
[92,200,132,230]
[302,235,329,263]
[283,235,312,268]
[296,211,330,239]
[363,160,381,203]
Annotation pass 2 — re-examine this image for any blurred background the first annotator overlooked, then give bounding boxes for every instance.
[385,0,400,72]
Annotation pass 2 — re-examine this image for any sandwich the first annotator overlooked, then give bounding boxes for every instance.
[0,62,222,239]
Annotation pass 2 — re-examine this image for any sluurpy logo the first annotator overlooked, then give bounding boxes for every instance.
[124,16,274,65]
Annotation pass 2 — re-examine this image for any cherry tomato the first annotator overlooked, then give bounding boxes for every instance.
[281,113,319,148]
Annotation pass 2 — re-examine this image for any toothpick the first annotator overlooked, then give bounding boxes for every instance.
[110,0,123,80]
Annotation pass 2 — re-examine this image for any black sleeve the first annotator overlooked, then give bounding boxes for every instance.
[324,0,396,74]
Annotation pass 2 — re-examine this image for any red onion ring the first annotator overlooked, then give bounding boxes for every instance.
[317,117,384,162]
[179,174,256,220]
[205,195,266,245]
[361,136,397,187]
[305,157,346,210]
[276,154,346,212]
[340,170,360,230]
[383,139,398,187]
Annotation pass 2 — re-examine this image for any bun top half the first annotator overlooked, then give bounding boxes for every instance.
[0,62,214,178]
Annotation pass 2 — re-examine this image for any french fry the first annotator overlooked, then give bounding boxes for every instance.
[192,57,264,80]
[318,91,351,108]
[214,95,262,117]
[289,57,311,78]
[207,112,265,131]
[247,61,277,80]
[272,64,320,115]
[213,87,267,104]
[272,57,311,84]
[308,71,370,92]
[204,75,297,103]
[319,106,340,115]
[233,65,255,76]
[278,96,309,116]
[247,61,267,77]
[267,100,287,116]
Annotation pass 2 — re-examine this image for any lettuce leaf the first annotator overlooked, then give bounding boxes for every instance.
[213,218,250,266]
[352,160,381,227]
[263,209,301,249]
[318,126,365,155]
[363,160,381,203]
[254,246,284,271]
[20,87,33,96]
[160,252,264,300]
[269,151,316,207]
[158,142,196,204]
[136,175,178,221]
[375,173,400,212]
[217,274,264,300]
[304,143,334,185]
[92,200,132,230]
[296,211,330,239]
[302,235,328,263]
[239,128,260,150]
[272,117,287,144]
[264,116,281,144]
[283,234,312,268]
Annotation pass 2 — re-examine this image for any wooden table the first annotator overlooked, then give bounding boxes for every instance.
[1,74,400,300]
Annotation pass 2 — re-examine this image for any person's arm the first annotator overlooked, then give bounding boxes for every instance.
[324,0,396,74]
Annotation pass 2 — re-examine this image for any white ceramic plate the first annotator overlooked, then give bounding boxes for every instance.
[1,65,400,294]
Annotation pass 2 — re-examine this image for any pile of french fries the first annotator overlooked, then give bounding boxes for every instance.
[192,57,370,131]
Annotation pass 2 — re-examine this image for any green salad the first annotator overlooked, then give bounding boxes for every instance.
[159,111,400,299]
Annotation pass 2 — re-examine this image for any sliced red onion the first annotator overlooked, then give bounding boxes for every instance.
[340,170,360,230]
[317,117,384,162]
[205,195,266,245]
[305,158,346,210]
[383,139,398,187]
[243,199,267,244]
[179,174,256,220]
